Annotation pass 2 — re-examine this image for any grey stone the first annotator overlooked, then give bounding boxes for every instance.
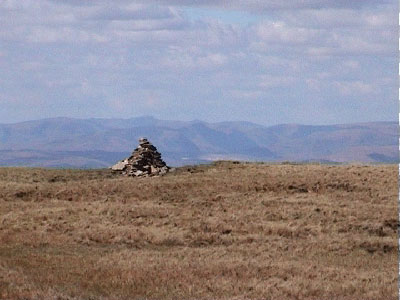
[111,159,129,171]
[111,138,170,177]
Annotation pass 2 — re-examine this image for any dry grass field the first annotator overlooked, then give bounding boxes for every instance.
[0,162,397,300]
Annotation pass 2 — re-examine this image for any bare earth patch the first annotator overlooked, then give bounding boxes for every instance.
[0,162,397,299]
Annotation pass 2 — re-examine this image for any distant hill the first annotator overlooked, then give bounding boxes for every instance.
[0,117,397,167]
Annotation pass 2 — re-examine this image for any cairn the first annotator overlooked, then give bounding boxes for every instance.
[111,138,169,177]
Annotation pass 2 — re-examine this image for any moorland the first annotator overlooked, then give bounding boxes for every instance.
[0,162,397,299]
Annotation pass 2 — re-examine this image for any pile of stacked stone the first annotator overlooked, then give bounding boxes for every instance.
[111,138,169,177]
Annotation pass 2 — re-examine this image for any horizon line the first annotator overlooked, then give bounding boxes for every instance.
[0,115,397,127]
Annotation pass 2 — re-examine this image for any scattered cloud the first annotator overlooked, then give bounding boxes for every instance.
[333,80,376,96]
[143,0,392,11]
[0,0,396,125]
[258,74,296,89]
[229,89,265,100]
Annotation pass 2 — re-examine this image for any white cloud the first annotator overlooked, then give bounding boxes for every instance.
[251,16,395,58]
[82,4,175,21]
[142,0,391,11]
[0,0,396,124]
[333,80,375,95]
[341,60,360,70]
[27,27,109,43]
[255,21,319,45]
[258,74,296,89]
[281,8,395,29]
[228,89,265,100]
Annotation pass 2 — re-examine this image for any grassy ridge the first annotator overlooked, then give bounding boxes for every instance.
[0,162,397,299]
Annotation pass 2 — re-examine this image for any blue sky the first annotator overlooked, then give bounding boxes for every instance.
[0,0,397,125]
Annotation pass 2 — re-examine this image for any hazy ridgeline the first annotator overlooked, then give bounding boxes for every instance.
[0,118,397,168]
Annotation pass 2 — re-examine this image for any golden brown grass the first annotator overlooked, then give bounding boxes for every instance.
[0,162,397,299]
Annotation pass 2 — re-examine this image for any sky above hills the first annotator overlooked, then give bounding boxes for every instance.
[0,0,397,126]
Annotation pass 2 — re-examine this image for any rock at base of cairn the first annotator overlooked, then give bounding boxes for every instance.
[111,138,170,177]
